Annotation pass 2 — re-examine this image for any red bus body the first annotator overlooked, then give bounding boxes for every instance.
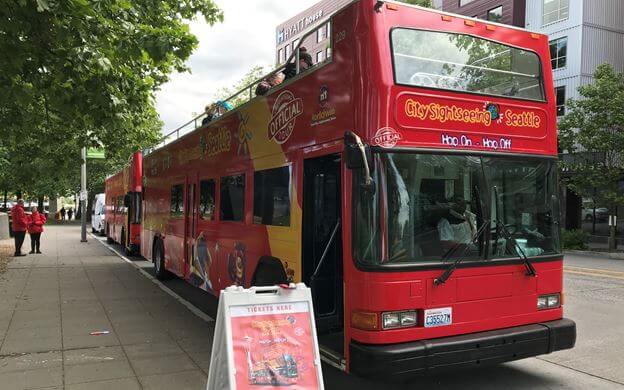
[141,0,575,378]
[105,151,142,254]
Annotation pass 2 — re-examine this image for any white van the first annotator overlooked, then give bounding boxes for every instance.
[91,193,106,235]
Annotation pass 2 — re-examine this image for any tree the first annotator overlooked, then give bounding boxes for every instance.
[215,65,271,108]
[558,63,624,250]
[0,0,223,200]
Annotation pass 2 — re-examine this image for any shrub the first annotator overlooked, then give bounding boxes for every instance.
[561,229,589,250]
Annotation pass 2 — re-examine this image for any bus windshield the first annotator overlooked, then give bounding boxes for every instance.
[391,28,545,101]
[353,153,560,266]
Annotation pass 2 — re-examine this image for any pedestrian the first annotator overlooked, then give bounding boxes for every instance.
[60,206,66,221]
[11,199,29,257]
[27,206,46,254]
[67,207,73,221]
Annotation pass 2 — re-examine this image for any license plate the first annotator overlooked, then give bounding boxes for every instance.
[424,307,452,328]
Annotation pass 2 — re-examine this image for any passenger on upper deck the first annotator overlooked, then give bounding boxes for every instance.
[284,47,313,80]
[255,72,285,96]
[201,104,213,125]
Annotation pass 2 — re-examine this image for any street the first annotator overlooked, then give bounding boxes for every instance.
[1,225,623,389]
[102,233,624,389]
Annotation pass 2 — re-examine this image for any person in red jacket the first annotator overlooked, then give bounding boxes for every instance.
[11,199,29,256]
[27,206,47,254]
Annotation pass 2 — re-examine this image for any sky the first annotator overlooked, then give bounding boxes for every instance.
[154,0,319,134]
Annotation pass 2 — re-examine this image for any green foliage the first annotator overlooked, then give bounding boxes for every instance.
[398,0,433,6]
[0,0,223,197]
[559,64,624,209]
[215,65,271,108]
[561,229,589,250]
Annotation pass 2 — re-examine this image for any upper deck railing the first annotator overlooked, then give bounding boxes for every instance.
[145,16,334,156]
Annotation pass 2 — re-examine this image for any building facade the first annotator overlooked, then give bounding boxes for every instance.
[441,0,527,27]
[526,0,624,237]
[274,0,352,66]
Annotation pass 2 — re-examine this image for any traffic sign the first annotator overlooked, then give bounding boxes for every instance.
[86,148,105,159]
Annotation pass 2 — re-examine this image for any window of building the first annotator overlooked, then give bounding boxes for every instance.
[253,167,291,226]
[549,37,567,70]
[199,179,216,221]
[220,174,245,222]
[316,51,324,63]
[277,48,283,64]
[285,45,292,61]
[292,38,299,51]
[170,184,184,217]
[326,47,332,59]
[487,6,503,23]
[459,0,475,6]
[543,0,569,25]
[555,86,566,116]
[317,27,325,43]
[326,22,331,39]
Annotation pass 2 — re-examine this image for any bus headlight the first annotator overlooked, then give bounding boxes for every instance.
[382,310,417,329]
[538,294,560,310]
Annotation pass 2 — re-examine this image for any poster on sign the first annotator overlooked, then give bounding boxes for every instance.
[206,284,324,390]
[230,301,319,388]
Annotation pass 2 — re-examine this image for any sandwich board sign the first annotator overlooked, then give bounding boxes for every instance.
[207,283,324,389]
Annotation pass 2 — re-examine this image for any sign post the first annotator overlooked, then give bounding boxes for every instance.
[207,283,324,390]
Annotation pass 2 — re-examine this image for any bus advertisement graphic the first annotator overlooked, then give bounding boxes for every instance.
[268,91,303,144]
[230,301,319,389]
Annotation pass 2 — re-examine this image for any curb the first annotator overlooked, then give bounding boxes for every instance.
[90,232,215,323]
[564,250,624,260]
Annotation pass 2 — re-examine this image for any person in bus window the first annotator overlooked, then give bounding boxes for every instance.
[437,197,477,253]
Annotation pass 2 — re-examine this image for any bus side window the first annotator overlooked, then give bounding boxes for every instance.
[199,179,216,221]
[220,174,245,222]
[170,184,184,217]
[253,166,291,227]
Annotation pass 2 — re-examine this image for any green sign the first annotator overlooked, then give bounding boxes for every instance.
[87,148,105,159]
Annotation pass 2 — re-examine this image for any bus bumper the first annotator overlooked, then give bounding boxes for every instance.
[349,318,576,378]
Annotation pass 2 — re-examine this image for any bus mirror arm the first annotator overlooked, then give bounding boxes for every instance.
[344,131,374,191]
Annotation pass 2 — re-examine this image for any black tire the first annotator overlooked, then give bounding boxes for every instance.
[153,240,170,280]
[251,256,288,287]
[91,227,96,234]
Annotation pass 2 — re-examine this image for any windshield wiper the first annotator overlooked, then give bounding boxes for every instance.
[492,186,537,277]
[435,185,488,285]
[434,220,489,285]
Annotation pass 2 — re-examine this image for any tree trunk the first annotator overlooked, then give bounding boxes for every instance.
[37,196,44,213]
[16,190,22,199]
[49,196,58,223]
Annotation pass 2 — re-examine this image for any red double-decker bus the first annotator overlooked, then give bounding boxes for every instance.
[140,0,575,378]
[105,151,142,255]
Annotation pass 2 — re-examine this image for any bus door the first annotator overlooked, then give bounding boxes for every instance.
[184,174,198,278]
[302,154,344,339]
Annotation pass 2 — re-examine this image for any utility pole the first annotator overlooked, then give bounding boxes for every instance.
[80,147,87,242]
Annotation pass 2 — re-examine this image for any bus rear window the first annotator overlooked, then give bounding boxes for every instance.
[391,28,545,101]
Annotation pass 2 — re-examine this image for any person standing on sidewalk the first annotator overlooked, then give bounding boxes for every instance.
[67,207,73,221]
[60,206,66,221]
[11,199,29,257]
[27,206,46,254]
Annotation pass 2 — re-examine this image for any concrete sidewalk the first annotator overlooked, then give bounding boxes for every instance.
[0,225,214,390]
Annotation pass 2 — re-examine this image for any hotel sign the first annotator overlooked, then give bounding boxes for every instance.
[277,9,324,44]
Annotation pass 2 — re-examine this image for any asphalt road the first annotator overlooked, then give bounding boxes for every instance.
[100,237,624,389]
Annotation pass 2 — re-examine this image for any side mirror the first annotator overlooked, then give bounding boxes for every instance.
[345,131,369,169]
[344,131,375,191]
